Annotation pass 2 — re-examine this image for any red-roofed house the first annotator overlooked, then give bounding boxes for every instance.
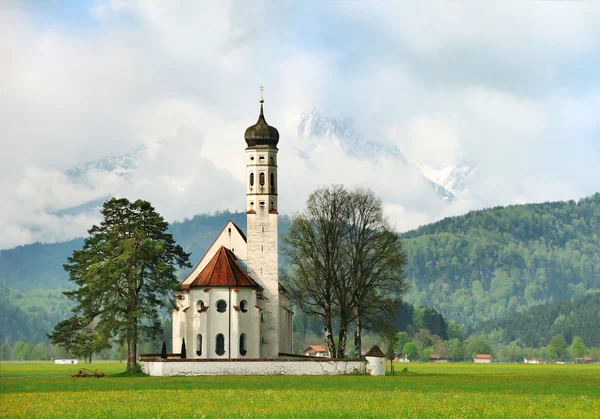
[171,104,293,360]
[302,345,328,357]
[474,354,492,363]
[573,357,593,364]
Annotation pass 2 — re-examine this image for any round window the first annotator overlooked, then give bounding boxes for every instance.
[216,300,227,313]
[240,300,248,313]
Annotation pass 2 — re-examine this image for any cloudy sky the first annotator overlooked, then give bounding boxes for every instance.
[1,1,599,249]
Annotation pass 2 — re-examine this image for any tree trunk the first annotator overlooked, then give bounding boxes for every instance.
[338,322,347,358]
[324,308,336,358]
[354,308,362,359]
[127,322,137,371]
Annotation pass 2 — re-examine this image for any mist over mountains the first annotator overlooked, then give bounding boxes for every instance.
[1,108,481,250]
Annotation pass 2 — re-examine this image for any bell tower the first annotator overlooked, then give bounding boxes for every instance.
[244,87,280,358]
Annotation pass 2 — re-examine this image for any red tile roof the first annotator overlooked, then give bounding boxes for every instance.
[303,345,326,353]
[180,246,259,289]
[475,354,492,359]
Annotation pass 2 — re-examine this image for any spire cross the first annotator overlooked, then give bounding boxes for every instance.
[259,85,264,103]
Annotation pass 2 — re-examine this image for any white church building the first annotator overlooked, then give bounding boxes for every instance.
[171,100,293,359]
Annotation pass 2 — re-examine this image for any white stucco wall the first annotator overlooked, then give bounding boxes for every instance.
[366,356,386,376]
[174,287,262,359]
[180,221,248,288]
[246,147,280,358]
[142,359,366,376]
[173,141,294,360]
[229,287,258,358]
[279,305,293,354]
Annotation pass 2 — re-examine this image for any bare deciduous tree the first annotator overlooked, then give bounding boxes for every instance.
[284,186,408,358]
[283,185,350,357]
[345,189,408,358]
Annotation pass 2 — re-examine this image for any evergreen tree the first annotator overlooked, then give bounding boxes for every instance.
[161,341,168,359]
[48,198,191,371]
[181,338,187,358]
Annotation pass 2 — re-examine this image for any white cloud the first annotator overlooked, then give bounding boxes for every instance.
[0,1,599,248]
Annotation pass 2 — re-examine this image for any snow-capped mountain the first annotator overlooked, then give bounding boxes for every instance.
[415,161,478,197]
[52,148,146,218]
[294,109,459,202]
[63,147,144,182]
[51,197,109,217]
[296,110,407,162]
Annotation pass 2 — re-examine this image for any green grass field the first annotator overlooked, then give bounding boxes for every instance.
[1,361,599,418]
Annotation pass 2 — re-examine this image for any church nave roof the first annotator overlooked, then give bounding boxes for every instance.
[180,246,259,290]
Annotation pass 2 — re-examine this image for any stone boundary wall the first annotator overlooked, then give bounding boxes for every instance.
[141,358,367,376]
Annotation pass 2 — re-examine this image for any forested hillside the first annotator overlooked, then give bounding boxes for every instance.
[473,293,600,347]
[0,287,73,344]
[0,211,291,290]
[1,194,598,346]
[0,240,84,289]
[0,211,291,346]
[401,193,600,328]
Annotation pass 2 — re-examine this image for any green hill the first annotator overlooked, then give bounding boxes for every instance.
[400,193,600,328]
[1,194,598,345]
[472,293,600,347]
[0,211,291,290]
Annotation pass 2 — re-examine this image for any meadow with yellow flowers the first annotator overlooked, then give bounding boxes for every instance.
[1,362,599,418]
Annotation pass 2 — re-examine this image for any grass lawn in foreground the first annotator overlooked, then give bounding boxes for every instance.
[1,361,599,418]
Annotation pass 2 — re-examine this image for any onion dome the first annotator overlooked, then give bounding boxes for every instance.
[244,104,279,147]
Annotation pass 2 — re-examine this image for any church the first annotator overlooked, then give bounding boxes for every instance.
[171,96,293,359]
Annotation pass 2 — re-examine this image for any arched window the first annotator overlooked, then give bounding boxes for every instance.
[270,172,275,193]
[249,172,254,187]
[196,334,202,356]
[196,300,205,312]
[216,300,227,313]
[240,333,247,356]
[240,300,248,313]
[215,334,225,356]
[259,172,265,187]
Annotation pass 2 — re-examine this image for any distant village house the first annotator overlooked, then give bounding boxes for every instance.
[396,353,409,363]
[302,345,328,357]
[428,354,449,363]
[474,354,492,363]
